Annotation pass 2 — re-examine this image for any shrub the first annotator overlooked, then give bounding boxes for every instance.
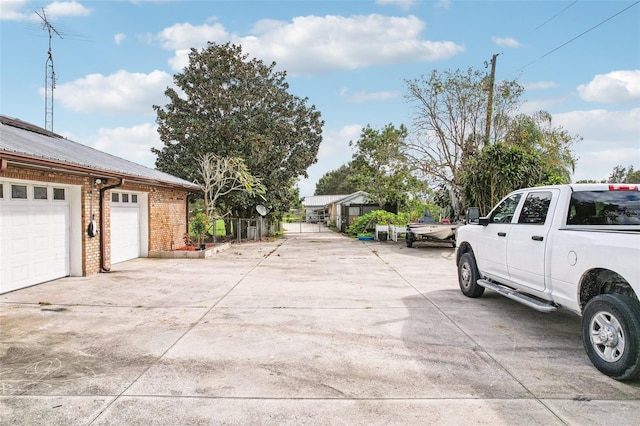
[347,210,400,236]
[189,212,209,243]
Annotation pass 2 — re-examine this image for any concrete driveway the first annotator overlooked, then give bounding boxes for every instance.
[1,230,639,425]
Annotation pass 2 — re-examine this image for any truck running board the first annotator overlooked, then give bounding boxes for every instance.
[477,279,557,313]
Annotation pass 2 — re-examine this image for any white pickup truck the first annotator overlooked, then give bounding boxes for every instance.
[455,184,640,380]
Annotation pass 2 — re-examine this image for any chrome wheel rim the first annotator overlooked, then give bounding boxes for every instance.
[589,310,625,363]
[460,261,471,289]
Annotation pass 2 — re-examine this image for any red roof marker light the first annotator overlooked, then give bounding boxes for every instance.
[609,184,638,191]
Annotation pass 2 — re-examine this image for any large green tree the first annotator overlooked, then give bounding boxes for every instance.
[153,42,324,217]
[404,67,523,218]
[504,111,578,183]
[460,111,579,214]
[314,163,359,195]
[461,143,551,215]
[405,67,580,217]
[349,123,419,208]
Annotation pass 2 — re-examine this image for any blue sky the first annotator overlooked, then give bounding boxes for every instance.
[1,0,639,196]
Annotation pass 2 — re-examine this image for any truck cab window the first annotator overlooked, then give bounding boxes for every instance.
[518,191,552,224]
[490,193,522,223]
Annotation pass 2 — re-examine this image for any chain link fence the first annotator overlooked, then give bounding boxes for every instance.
[206,217,277,243]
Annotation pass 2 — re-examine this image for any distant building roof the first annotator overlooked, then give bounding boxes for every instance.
[332,190,371,205]
[0,115,200,191]
[301,191,372,208]
[301,194,349,207]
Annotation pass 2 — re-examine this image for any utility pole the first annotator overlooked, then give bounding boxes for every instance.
[484,53,499,145]
[36,8,62,133]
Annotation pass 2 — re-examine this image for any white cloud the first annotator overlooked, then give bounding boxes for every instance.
[243,14,464,75]
[298,124,362,196]
[87,123,160,169]
[492,37,523,48]
[168,48,193,72]
[156,21,231,71]
[114,33,126,45]
[44,1,91,18]
[0,0,30,20]
[157,14,465,75]
[318,124,361,161]
[572,148,640,182]
[1,2,90,29]
[554,108,640,150]
[0,0,90,21]
[251,18,286,33]
[553,108,640,181]
[577,70,640,104]
[54,70,173,115]
[156,21,229,50]
[376,0,417,11]
[345,90,401,103]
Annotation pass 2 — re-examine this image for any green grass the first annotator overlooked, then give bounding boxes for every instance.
[189,219,231,240]
[214,219,226,236]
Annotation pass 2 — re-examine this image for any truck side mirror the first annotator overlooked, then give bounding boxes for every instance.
[466,207,480,224]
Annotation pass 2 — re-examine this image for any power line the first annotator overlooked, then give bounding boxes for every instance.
[514,1,640,75]
[535,0,579,30]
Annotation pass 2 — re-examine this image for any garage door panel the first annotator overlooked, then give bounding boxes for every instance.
[10,237,29,254]
[52,234,67,250]
[34,234,49,247]
[34,211,50,225]
[11,216,28,227]
[0,183,70,294]
[10,265,29,282]
[111,205,140,264]
[34,257,49,271]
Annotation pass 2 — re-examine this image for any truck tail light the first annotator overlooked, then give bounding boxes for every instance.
[608,184,638,191]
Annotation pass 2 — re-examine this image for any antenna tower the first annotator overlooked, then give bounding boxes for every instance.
[36,8,62,132]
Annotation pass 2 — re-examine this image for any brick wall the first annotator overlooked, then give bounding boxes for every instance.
[148,186,188,251]
[1,164,191,276]
[84,179,101,275]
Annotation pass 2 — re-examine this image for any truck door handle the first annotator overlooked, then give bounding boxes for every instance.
[532,235,544,241]
[498,232,507,237]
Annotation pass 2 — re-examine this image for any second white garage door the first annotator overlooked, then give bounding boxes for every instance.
[110,191,145,264]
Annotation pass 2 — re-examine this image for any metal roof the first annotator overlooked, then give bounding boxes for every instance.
[332,190,371,205]
[301,191,372,207]
[0,115,200,191]
[301,194,349,207]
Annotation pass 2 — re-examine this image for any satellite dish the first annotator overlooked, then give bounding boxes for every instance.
[256,204,268,216]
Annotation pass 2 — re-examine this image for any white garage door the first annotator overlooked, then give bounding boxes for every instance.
[0,181,70,293]
[111,191,141,264]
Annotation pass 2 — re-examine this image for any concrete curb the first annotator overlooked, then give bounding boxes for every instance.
[148,242,231,259]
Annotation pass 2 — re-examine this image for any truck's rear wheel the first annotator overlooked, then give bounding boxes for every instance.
[458,252,484,298]
[582,293,640,381]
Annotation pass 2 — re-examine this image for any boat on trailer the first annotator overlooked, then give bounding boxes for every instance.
[405,210,459,248]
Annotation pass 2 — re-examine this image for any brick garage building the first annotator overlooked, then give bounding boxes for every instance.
[0,115,200,293]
